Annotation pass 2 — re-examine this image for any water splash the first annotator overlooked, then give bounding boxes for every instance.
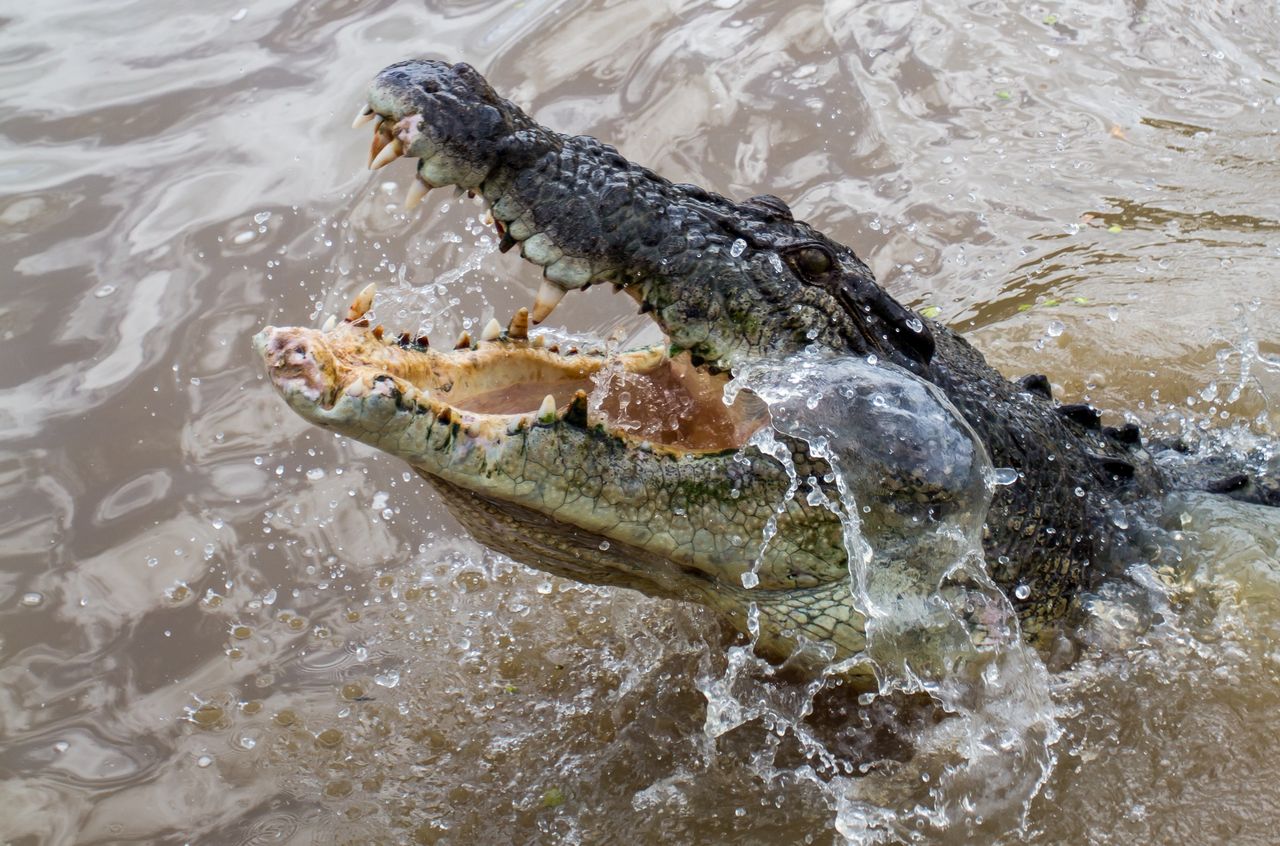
[715,351,1061,842]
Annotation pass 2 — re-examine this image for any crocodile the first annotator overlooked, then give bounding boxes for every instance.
[256,59,1276,672]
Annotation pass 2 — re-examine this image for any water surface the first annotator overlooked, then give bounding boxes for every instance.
[2,0,1279,842]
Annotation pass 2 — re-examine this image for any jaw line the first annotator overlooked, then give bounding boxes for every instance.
[255,311,765,458]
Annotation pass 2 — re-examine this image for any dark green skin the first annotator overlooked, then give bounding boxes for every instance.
[366,59,1276,638]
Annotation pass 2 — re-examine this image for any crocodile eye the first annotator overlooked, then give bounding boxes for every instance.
[793,246,833,279]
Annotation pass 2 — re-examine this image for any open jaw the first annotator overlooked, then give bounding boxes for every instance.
[255,290,768,457]
[256,289,865,666]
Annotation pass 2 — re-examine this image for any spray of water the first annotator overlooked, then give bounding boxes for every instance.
[709,350,1062,842]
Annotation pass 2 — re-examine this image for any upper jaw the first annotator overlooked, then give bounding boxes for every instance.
[352,59,812,376]
[356,60,627,345]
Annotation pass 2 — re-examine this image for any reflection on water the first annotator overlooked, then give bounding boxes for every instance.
[1,0,1278,842]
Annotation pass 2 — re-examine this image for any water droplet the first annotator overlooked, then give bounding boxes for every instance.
[1014,584,1031,600]
[741,571,759,589]
[53,741,69,753]
[230,7,247,21]
[993,467,1019,486]
[597,540,610,551]
[196,755,214,768]
[730,238,746,257]
[306,468,325,481]
[20,592,43,607]
[1046,320,1066,338]
[374,670,401,688]
[253,211,271,224]
[93,285,116,298]
[232,230,256,245]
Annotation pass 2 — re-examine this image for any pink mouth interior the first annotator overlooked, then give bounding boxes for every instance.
[448,357,767,452]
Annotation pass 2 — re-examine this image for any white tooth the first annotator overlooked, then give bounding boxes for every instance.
[352,105,375,129]
[531,334,545,349]
[545,257,592,288]
[531,279,567,324]
[507,307,529,340]
[404,178,429,211]
[346,283,377,321]
[480,209,494,226]
[521,233,562,267]
[481,318,502,341]
[538,394,557,421]
[321,314,337,331]
[454,330,472,350]
[370,138,403,170]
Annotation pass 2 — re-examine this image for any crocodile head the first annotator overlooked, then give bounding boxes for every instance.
[257,60,994,670]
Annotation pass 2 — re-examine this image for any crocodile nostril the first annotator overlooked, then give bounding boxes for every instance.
[285,342,310,366]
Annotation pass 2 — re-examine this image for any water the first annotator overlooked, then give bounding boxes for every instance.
[3,0,1279,843]
[724,353,1059,842]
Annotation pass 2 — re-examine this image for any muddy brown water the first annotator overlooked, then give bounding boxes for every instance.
[3,1,1280,843]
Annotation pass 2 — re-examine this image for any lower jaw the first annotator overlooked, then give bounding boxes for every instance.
[260,302,768,457]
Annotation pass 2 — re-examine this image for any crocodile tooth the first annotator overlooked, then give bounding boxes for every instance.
[320,314,337,331]
[531,279,567,324]
[531,334,545,348]
[507,307,529,340]
[370,138,403,170]
[481,318,502,342]
[368,130,391,167]
[346,283,376,322]
[545,257,592,288]
[521,233,562,267]
[415,335,430,348]
[404,178,430,211]
[372,324,384,340]
[498,233,517,253]
[538,394,557,422]
[454,330,472,350]
[352,105,375,128]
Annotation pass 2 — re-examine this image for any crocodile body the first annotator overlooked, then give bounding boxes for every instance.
[256,60,1273,669]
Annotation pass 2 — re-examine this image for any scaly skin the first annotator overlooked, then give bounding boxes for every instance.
[258,60,1274,670]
